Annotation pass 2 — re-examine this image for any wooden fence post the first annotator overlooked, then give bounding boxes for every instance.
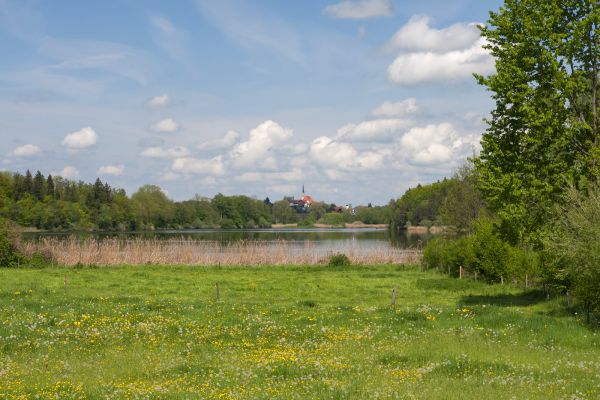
[391,287,397,306]
[525,273,528,289]
[459,266,463,280]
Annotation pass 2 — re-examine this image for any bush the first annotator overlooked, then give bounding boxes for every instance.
[423,217,528,282]
[545,185,600,320]
[467,217,512,282]
[328,253,351,267]
[0,220,23,268]
[318,213,346,226]
[422,236,471,276]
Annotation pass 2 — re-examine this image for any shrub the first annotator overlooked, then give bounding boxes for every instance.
[422,236,471,276]
[328,253,351,267]
[467,217,512,282]
[545,185,600,320]
[0,220,24,268]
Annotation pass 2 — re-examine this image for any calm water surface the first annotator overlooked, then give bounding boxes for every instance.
[25,228,432,254]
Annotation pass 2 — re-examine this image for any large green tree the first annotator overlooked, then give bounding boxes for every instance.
[475,0,599,244]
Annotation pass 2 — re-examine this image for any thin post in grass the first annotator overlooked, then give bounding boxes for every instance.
[459,266,463,279]
[501,276,504,285]
[391,287,397,306]
[525,273,528,289]
[215,282,220,301]
[63,276,67,292]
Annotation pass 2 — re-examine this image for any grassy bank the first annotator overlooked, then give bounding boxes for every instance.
[1,264,598,399]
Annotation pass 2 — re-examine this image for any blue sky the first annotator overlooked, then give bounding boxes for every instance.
[0,0,502,205]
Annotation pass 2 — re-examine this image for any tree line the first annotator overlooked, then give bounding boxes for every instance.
[0,170,389,231]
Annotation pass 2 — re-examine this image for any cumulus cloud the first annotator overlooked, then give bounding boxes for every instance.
[97,164,124,176]
[230,120,292,168]
[171,156,225,176]
[198,130,239,150]
[151,118,179,133]
[336,118,413,141]
[269,184,298,195]
[234,168,303,182]
[140,146,190,159]
[280,143,308,155]
[309,136,385,172]
[398,122,479,165]
[371,98,418,117]
[11,144,41,157]
[146,94,170,108]
[51,166,79,179]
[386,15,481,52]
[62,127,97,149]
[387,38,494,86]
[324,0,393,19]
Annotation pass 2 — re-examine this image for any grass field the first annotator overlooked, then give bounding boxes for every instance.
[1,264,598,399]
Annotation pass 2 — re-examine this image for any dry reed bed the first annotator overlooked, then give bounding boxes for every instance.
[22,237,422,266]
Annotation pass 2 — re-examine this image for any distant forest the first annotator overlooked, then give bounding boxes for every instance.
[0,170,398,230]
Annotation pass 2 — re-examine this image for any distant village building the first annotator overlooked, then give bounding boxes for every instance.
[286,185,315,212]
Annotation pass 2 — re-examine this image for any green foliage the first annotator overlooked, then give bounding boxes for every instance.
[467,218,512,282]
[389,165,484,231]
[328,253,351,267]
[422,236,471,276]
[423,216,542,283]
[354,205,389,224]
[545,185,600,317]
[475,0,600,245]
[0,169,388,231]
[440,161,486,231]
[318,212,346,226]
[0,220,23,267]
[389,180,453,229]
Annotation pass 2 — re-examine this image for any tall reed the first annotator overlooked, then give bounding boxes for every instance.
[21,237,422,266]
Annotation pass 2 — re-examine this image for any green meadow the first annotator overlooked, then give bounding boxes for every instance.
[1,264,598,399]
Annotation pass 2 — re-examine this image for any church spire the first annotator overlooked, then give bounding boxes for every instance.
[302,184,305,196]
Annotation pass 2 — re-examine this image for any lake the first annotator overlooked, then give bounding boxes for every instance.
[24,228,430,249]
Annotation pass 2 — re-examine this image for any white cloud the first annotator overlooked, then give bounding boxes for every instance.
[97,164,124,176]
[386,15,481,52]
[234,168,303,182]
[160,171,181,181]
[146,94,170,108]
[151,118,179,133]
[11,144,41,157]
[51,166,79,179]
[62,127,97,149]
[140,146,190,159]
[387,38,494,86]
[372,98,418,117]
[149,15,191,66]
[309,136,385,172]
[280,143,308,155]
[398,122,479,165]
[230,120,292,168]
[336,118,413,141]
[171,156,225,176]
[270,184,298,195]
[198,130,239,150]
[324,0,393,19]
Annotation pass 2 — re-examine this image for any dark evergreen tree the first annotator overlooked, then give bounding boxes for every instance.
[46,175,55,198]
[32,170,46,200]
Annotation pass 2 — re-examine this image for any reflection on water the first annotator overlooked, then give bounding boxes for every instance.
[24,228,432,250]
